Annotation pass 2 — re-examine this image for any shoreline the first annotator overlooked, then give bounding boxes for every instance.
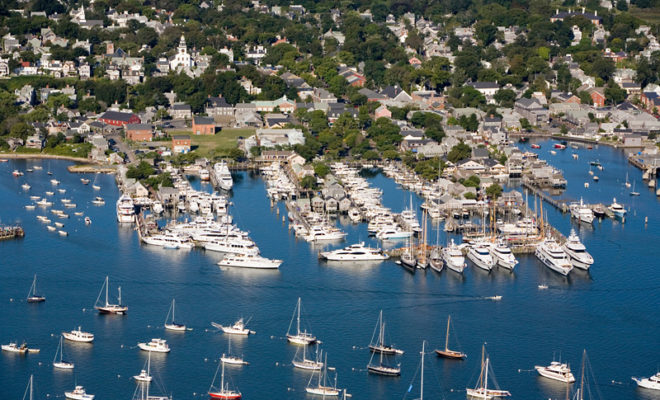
[0,153,95,163]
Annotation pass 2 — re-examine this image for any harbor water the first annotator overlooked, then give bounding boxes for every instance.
[0,140,659,400]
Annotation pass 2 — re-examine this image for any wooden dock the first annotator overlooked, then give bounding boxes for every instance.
[522,180,570,213]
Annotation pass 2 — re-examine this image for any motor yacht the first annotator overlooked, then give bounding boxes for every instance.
[608,197,626,217]
[304,225,347,242]
[535,361,576,383]
[2,342,28,353]
[535,238,573,275]
[562,230,593,270]
[375,226,411,240]
[142,232,194,250]
[91,196,105,205]
[319,242,388,261]
[218,254,282,269]
[64,386,94,400]
[204,238,260,255]
[442,239,466,273]
[489,240,518,270]
[632,372,660,391]
[467,241,495,271]
[62,327,94,343]
[116,194,135,223]
[569,199,594,224]
[138,338,170,353]
[214,161,234,191]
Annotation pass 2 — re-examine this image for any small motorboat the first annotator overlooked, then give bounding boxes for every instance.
[85,217,91,225]
[80,178,90,185]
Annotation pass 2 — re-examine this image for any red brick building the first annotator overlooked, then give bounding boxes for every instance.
[125,124,153,141]
[172,135,191,153]
[99,110,141,127]
[192,116,215,135]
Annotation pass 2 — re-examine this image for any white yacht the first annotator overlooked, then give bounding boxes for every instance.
[535,361,576,383]
[64,386,94,400]
[62,327,94,343]
[205,238,260,256]
[570,199,594,224]
[442,239,466,273]
[375,225,412,240]
[304,225,347,242]
[211,318,255,335]
[535,238,573,276]
[562,230,594,270]
[319,242,389,261]
[152,201,164,215]
[467,241,495,271]
[633,372,660,391]
[116,194,135,223]
[214,161,234,191]
[138,338,170,353]
[142,232,194,250]
[608,197,627,217]
[490,240,518,270]
[218,254,282,269]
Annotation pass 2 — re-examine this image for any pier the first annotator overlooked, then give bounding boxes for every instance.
[522,180,570,213]
[0,225,24,240]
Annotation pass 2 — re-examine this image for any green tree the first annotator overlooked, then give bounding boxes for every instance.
[313,162,330,177]
[486,183,503,199]
[447,141,472,163]
[301,175,317,189]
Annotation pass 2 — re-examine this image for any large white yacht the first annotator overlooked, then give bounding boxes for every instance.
[569,199,594,224]
[608,197,627,217]
[633,372,660,391]
[562,230,594,270]
[116,194,135,223]
[467,241,495,271]
[218,254,282,269]
[535,238,573,275]
[138,338,170,353]
[535,361,576,383]
[214,161,234,191]
[442,239,466,273]
[375,225,412,240]
[304,225,347,242]
[319,242,389,261]
[142,232,194,250]
[62,327,94,343]
[204,238,260,255]
[489,240,518,270]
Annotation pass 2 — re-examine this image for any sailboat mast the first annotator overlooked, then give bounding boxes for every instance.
[297,298,301,335]
[420,341,425,400]
[484,357,489,394]
[579,350,586,400]
[172,299,175,321]
[220,359,226,391]
[445,316,451,351]
[105,276,109,306]
[118,286,122,305]
[30,375,33,400]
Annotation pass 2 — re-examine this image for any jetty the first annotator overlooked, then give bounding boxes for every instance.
[0,225,25,240]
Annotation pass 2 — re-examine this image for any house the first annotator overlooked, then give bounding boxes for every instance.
[589,87,606,107]
[257,150,297,162]
[125,124,153,141]
[375,105,392,119]
[338,67,366,87]
[514,98,549,124]
[380,85,413,103]
[0,58,9,77]
[172,135,191,153]
[252,95,296,113]
[358,88,386,102]
[192,116,215,135]
[264,113,291,128]
[98,111,141,127]
[468,82,499,97]
[622,82,641,96]
[169,103,192,120]
[550,8,602,25]
[25,135,44,150]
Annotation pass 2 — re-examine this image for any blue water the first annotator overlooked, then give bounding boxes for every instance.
[0,144,659,400]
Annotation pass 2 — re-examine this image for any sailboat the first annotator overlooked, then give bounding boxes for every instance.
[164,299,186,331]
[429,222,443,272]
[368,310,404,355]
[367,339,401,376]
[94,276,127,315]
[134,350,153,382]
[286,297,317,345]
[220,336,248,366]
[53,336,74,369]
[406,341,427,400]
[417,210,428,269]
[92,173,101,191]
[27,274,45,303]
[208,359,242,399]
[625,172,631,188]
[400,226,417,272]
[435,315,467,360]
[466,345,511,399]
[306,353,341,396]
[22,375,35,400]
[573,350,599,400]
[630,180,640,196]
[292,345,323,370]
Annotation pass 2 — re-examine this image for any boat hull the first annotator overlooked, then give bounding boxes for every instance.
[535,248,572,276]
[435,349,467,360]
[367,364,401,376]
[287,334,317,345]
[305,387,339,396]
[95,306,127,315]
[165,323,187,332]
[27,296,46,303]
[368,345,404,355]
[209,391,242,400]
[633,378,660,391]
[54,361,75,370]
[534,366,575,383]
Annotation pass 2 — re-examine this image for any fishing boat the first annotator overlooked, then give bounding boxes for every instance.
[535,360,575,383]
[138,338,170,353]
[1,342,28,353]
[292,345,323,370]
[134,350,153,382]
[94,276,128,315]
[26,274,45,303]
[164,299,187,332]
[368,310,404,355]
[62,327,94,343]
[208,358,242,399]
[466,346,511,399]
[632,372,660,391]
[220,336,248,365]
[435,315,467,360]
[306,354,341,396]
[211,318,255,336]
[92,196,105,205]
[64,385,94,400]
[53,336,74,369]
[286,297,317,345]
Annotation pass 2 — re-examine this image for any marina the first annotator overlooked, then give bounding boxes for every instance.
[0,141,659,400]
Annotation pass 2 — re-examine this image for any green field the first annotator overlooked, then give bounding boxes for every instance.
[166,128,253,157]
[629,6,660,24]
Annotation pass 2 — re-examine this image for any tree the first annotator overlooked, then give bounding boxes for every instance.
[447,142,472,163]
[520,118,532,131]
[494,89,517,108]
[605,83,627,105]
[126,161,155,180]
[301,175,317,189]
[463,175,481,188]
[313,162,330,177]
[227,148,246,162]
[486,183,503,199]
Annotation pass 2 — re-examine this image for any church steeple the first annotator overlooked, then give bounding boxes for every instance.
[178,35,187,52]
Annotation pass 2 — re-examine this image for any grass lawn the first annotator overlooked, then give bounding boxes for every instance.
[191,128,254,155]
[629,6,660,24]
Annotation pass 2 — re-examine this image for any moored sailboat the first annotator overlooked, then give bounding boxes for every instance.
[53,336,74,369]
[286,297,317,345]
[208,358,241,399]
[435,315,467,360]
[292,345,323,370]
[368,310,404,355]
[164,299,186,331]
[134,350,153,382]
[220,336,248,366]
[466,346,511,399]
[94,276,127,315]
[26,274,45,303]
[306,353,341,396]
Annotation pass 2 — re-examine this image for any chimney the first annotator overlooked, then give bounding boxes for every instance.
[556,9,559,14]
[582,7,585,13]
[594,10,597,16]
